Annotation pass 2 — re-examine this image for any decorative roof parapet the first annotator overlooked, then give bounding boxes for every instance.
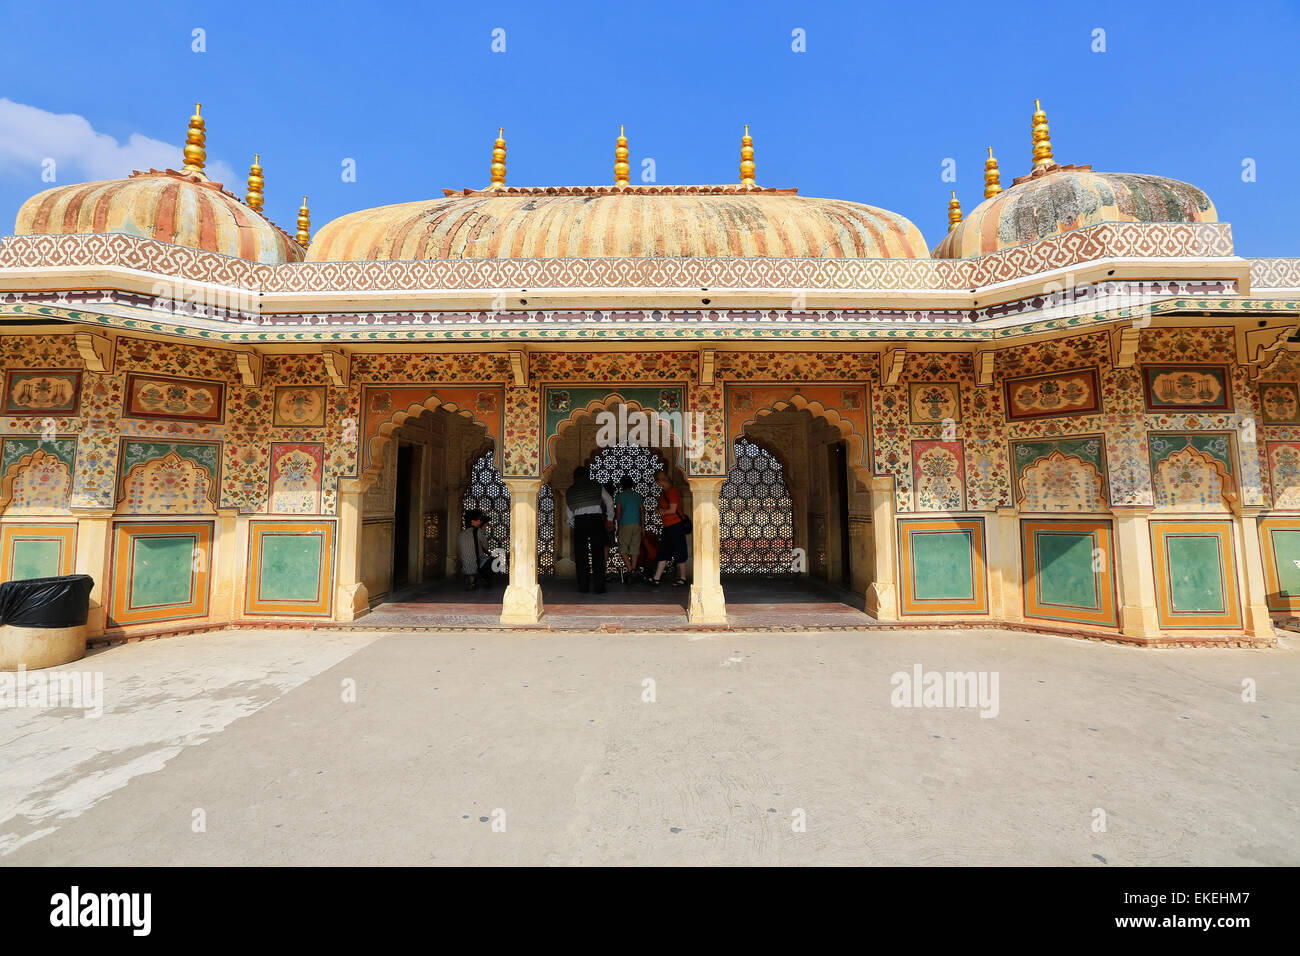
[0,221,1237,295]
[1251,258,1300,292]
[440,184,795,198]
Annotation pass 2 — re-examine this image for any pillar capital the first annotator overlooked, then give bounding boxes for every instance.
[686,476,727,493]
[338,476,375,496]
[503,477,545,493]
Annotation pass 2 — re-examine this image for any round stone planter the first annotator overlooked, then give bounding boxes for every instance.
[0,624,88,671]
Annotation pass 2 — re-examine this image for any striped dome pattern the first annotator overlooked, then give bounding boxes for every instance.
[933,169,1217,259]
[307,186,929,261]
[15,170,304,263]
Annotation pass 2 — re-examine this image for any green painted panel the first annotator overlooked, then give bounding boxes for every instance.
[1,437,78,473]
[1012,437,1104,487]
[1269,530,1300,597]
[1166,534,1226,614]
[911,530,974,601]
[1148,432,1235,476]
[129,535,195,609]
[120,441,220,480]
[10,539,60,580]
[258,534,323,602]
[1035,531,1099,610]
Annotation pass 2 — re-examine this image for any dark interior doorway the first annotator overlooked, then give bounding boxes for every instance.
[393,442,416,587]
[832,441,852,589]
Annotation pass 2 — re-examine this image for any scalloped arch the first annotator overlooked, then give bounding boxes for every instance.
[117,451,216,514]
[0,449,72,514]
[1015,450,1110,513]
[732,393,870,482]
[543,394,687,481]
[1152,444,1236,511]
[364,394,497,481]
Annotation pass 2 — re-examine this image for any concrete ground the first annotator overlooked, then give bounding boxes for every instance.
[1,626,1296,866]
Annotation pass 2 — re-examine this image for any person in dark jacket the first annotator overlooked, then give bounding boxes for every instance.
[565,467,613,594]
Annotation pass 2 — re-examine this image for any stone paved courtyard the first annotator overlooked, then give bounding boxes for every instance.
[1,626,1296,866]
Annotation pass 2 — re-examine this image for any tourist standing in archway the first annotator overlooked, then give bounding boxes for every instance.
[565,467,613,594]
[649,470,688,587]
[614,475,645,581]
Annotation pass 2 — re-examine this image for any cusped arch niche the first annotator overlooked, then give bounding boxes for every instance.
[732,392,871,484]
[1151,445,1235,512]
[544,396,687,483]
[0,450,73,515]
[364,393,499,484]
[118,452,216,515]
[1017,451,1109,513]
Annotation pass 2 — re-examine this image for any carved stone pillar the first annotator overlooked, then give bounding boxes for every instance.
[687,477,727,624]
[70,508,113,637]
[865,476,898,620]
[501,478,544,624]
[990,506,1024,622]
[1113,507,1159,638]
[1237,508,1275,639]
[335,477,372,621]
[212,508,239,623]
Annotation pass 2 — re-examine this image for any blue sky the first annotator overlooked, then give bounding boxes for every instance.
[1,0,1297,255]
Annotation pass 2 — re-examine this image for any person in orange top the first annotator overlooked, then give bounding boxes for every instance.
[648,470,688,587]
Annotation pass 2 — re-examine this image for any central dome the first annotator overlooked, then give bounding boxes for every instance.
[306,186,929,261]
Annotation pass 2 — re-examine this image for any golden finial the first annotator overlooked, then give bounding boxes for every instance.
[246,154,264,211]
[947,190,962,231]
[1031,98,1053,168]
[984,146,1002,199]
[490,128,507,189]
[739,124,756,187]
[182,103,206,173]
[295,196,311,247]
[614,125,630,187]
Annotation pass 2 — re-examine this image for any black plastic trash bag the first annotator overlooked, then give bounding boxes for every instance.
[0,574,94,628]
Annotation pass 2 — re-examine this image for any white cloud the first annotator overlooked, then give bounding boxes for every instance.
[0,98,238,188]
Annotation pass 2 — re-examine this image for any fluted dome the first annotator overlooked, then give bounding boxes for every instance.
[15,168,305,264]
[307,185,930,261]
[933,165,1217,259]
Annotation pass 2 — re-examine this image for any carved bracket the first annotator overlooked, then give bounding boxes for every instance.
[507,349,529,388]
[974,350,995,387]
[234,350,263,387]
[322,349,351,388]
[1111,325,1141,368]
[699,347,716,386]
[881,348,906,386]
[74,331,112,373]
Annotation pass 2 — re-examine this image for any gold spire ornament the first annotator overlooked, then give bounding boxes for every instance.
[1031,98,1053,168]
[295,196,311,246]
[614,125,629,187]
[490,128,507,189]
[246,154,265,211]
[182,103,206,173]
[739,125,756,187]
[984,146,1002,198]
[947,190,962,231]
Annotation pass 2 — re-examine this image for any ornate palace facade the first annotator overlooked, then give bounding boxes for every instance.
[2,105,1298,645]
